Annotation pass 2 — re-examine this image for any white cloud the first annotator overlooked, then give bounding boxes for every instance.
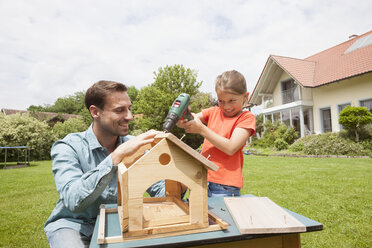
[0,0,371,110]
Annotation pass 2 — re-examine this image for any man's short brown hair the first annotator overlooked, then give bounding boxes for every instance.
[85,80,127,110]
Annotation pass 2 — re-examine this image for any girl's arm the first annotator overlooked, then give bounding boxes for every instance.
[182,113,252,156]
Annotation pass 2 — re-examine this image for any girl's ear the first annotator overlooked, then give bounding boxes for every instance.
[245,92,250,100]
[244,92,250,103]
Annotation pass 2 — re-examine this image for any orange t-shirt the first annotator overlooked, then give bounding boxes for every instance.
[201,107,256,188]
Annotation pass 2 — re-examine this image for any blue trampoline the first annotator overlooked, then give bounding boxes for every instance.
[0,146,30,169]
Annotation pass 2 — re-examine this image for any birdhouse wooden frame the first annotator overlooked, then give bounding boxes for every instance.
[97,133,228,244]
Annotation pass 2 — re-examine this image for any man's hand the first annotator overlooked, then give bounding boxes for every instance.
[111,129,160,165]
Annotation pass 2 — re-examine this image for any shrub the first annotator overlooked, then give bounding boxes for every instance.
[274,138,289,150]
[0,113,56,160]
[53,117,88,140]
[339,106,372,142]
[251,121,298,148]
[290,133,371,156]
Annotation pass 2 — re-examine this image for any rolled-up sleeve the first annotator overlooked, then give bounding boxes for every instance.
[51,141,116,213]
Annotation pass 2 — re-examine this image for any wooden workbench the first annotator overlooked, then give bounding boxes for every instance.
[89,195,322,248]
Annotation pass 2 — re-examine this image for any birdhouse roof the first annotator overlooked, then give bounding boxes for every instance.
[155,132,218,171]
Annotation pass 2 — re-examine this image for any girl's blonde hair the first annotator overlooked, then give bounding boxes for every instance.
[215,70,247,95]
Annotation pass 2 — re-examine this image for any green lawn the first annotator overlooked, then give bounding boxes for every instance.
[0,157,371,247]
[242,156,372,248]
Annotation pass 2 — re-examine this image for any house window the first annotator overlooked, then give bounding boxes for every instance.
[282,109,290,127]
[265,114,272,123]
[303,108,312,135]
[338,103,351,130]
[291,108,300,134]
[360,99,372,113]
[281,79,299,104]
[273,112,281,122]
[321,108,332,133]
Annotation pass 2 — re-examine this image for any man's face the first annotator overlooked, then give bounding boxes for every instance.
[95,91,133,137]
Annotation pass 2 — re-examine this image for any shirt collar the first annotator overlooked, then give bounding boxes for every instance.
[86,124,104,150]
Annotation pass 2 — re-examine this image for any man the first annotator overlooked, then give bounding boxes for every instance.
[44,81,162,248]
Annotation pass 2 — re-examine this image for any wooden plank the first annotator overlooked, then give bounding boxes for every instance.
[97,205,106,244]
[101,223,224,244]
[143,215,189,227]
[282,233,301,248]
[224,197,306,234]
[165,179,182,198]
[208,211,229,229]
[172,196,189,214]
[118,163,129,233]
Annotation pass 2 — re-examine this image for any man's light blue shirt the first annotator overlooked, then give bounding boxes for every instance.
[44,125,133,237]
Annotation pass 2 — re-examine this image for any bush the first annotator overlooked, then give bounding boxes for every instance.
[0,113,56,160]
[53,117,88,140]
[251,121,298,148]
[290,132,372,156]
[274,138,289,150]
[339,106,372,142]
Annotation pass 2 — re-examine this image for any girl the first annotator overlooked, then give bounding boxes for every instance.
[178,70,256,197]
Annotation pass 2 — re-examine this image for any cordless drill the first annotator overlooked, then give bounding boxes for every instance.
[163,93,194,132]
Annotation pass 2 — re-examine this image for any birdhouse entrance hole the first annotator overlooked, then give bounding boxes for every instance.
[159,153,171,165]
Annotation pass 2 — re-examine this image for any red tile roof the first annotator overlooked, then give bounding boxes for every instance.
[271,30,372,87]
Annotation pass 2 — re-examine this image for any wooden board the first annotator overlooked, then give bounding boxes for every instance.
[224,197,306,234]
[97,205,228,244]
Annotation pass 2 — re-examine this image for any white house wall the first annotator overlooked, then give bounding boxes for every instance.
[272,71,291,107]
[312,72,372,134]
[301,86,313,101]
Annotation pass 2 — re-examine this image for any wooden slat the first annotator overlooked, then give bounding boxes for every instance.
[97,205,106,244]
[208,211,229,229]
[224,197,306,234]
[98,210,228,244]
[143,215,189,227]
[101,223,224,244]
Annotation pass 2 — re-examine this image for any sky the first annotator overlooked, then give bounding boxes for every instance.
[0,0,371,113]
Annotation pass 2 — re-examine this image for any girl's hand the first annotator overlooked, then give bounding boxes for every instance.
[176,119,189,129]
[184,113,204,134]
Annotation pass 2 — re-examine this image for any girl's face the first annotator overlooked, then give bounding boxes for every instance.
[216,90,249,117]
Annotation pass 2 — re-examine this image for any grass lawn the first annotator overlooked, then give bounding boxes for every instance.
[242,156,372,248]
[0,157,371,247]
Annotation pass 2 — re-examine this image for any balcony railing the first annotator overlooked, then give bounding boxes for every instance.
[282,88,299,104]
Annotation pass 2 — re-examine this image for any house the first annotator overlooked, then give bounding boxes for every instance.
[249,30,372,137]
[1,108,80,125]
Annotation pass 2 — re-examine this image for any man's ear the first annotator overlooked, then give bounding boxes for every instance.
[89,105,100,119]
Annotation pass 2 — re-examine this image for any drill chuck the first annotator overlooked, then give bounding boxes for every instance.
[163,113,179,132]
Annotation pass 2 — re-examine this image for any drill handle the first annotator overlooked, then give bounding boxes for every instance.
[182,106,194,121]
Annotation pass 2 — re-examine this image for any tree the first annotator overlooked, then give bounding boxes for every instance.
[53,117,88,140]
[127,86,139,104]
[132,64,206,149]
[27,91,86,114]
[339,106,372,142]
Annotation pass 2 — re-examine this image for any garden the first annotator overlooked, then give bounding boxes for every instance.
[0,66,371,247]
[0,156,371,247]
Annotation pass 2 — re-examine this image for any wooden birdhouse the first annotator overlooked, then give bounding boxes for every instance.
[97,133,228,244]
